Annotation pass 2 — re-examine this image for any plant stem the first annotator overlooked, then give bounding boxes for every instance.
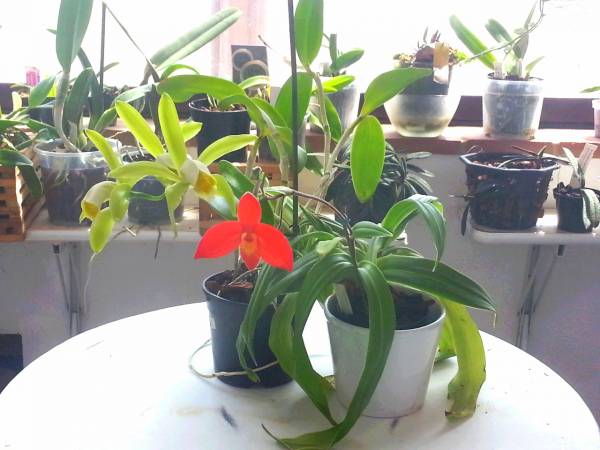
[53,72,78,153]
[307,68,332,169]
[245,139,260,178]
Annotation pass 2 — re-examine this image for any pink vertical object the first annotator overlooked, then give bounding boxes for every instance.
[26,67,41,86]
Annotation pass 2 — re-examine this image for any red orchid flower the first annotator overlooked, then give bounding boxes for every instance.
[194,193,293,271]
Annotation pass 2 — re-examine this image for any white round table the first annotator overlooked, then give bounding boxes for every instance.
[0,304,597,450]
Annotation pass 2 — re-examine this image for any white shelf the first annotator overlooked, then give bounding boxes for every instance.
[26,208,202,243]
[470,210,600,246]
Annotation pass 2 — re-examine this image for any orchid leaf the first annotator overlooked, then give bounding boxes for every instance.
[0,149,42,198]
[294,0,323,67]
[198,134,256,165]
[29,75,56,108]
[321,75,355,93]
[157,74,244,103]
[181,121,203,142]
[449,15,497,70]
[55,0,93,72]
[275,72,313,130]
[115,101,164,158]
[85,129,122,171]
[159,94,188,169]
[109,161,179,184]
[351,115,385,202]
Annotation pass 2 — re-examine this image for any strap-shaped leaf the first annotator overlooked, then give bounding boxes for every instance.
[378,255,495,312]
[275,72,313,130]
[321,75,355,93]
[157,75,244,103]
[294,0,323,67]
[360,68,431,116]
[449,15,497,70]
[85,130,122,171]
[485,19,513,43]
[351,115,385,203]
[275,261,395,449]
[181,121,203,142]
[55,0,93,72]
[238,75,270,91]
[160,63,199,80]
[437,300,486,418]
[329,49,364,74]
[198,134,256,165]
[93,108,118,133]
[115,101,164,158]
[63,68,94,128]
[29,75,56,108]
[352,221,393,239]
[323,96,342,140]
[581,188,600,230]
[150,8,241,70]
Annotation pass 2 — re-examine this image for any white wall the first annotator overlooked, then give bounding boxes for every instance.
[0,155,598,421]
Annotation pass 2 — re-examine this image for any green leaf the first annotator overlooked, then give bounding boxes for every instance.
[217,160,275,225]
[485,19,512,43]
[449,15,497,70]
[218,95,266,130]
[198,134,256,165]
[315,237,342,256]
[93,108,118,133]
[382,194,444,240]
[63,68,94,128]
[29,75,56,108]
[109,183,131,221]
[437,300,487,418]
[150,8,241,70]
[90,208,115,254]
[109,161,180,185]
[275,72,313,130]
[85,130,122,171]
[159,94,188,169]
[115,101,164,158]
[276,261,395,449]
[582,85,600,94]
[0,119,25,133]
[181,121,203,142]
[329,49,364,74]
[581,189,600,230]
[252,97,287,128]
[360,68,431,116]
[238,75,270,91]
[321,75,355,93]
[0,149,42,198]
[378,255,495,312]
[157,75,244,103]
[305,153,323,176]
[294,0,324,67]
[323,96,342,140]
[351,116,385,203]
[525,56,544,77]
[114,84,153,105]
[561,147,585,187]
[352,221,393,239]
[160,63,199,80]
[55,0,93,72]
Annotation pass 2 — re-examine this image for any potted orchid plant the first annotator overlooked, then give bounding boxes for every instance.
[194,1,495,448]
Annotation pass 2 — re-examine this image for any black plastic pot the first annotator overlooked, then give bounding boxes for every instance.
[123,151,184,225]
[202,273,292,388]
[554,183,600,233]
[460,151,560,230]
[190,96,251,163]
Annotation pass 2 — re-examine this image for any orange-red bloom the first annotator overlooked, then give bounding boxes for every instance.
[194,193,293,271]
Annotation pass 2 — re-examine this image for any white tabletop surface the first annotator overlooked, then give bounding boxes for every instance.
[0,303,597,450]
[470,210,600,246]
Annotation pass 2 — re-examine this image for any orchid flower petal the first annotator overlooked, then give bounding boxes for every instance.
[256,223,294,271]
[237,192,262,225]
[194,221,242,259]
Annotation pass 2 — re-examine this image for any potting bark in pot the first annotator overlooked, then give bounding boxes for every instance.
[460,149,560,231]
[450,6,546,139]
[122,149,184,225]
[385,30,461,138]
[190,95,250,163]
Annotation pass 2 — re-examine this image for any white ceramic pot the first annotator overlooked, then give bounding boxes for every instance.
[324,297,445,418]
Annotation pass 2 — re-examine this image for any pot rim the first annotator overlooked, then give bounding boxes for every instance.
[324,296,445,335]
[189,98,248,115]
[34,138,120,157]
[202,271,252,307]
[460,152,561,173]
[553,185,600,200]
[486,73,544,83]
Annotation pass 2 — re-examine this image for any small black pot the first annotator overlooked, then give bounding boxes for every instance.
[554,184,600,233]
[123,151,184,225]
[460,151,560,230]
[202,273,292,388]
[190,96,251,163]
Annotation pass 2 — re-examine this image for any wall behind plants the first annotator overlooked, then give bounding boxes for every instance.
[0,156,598,421]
